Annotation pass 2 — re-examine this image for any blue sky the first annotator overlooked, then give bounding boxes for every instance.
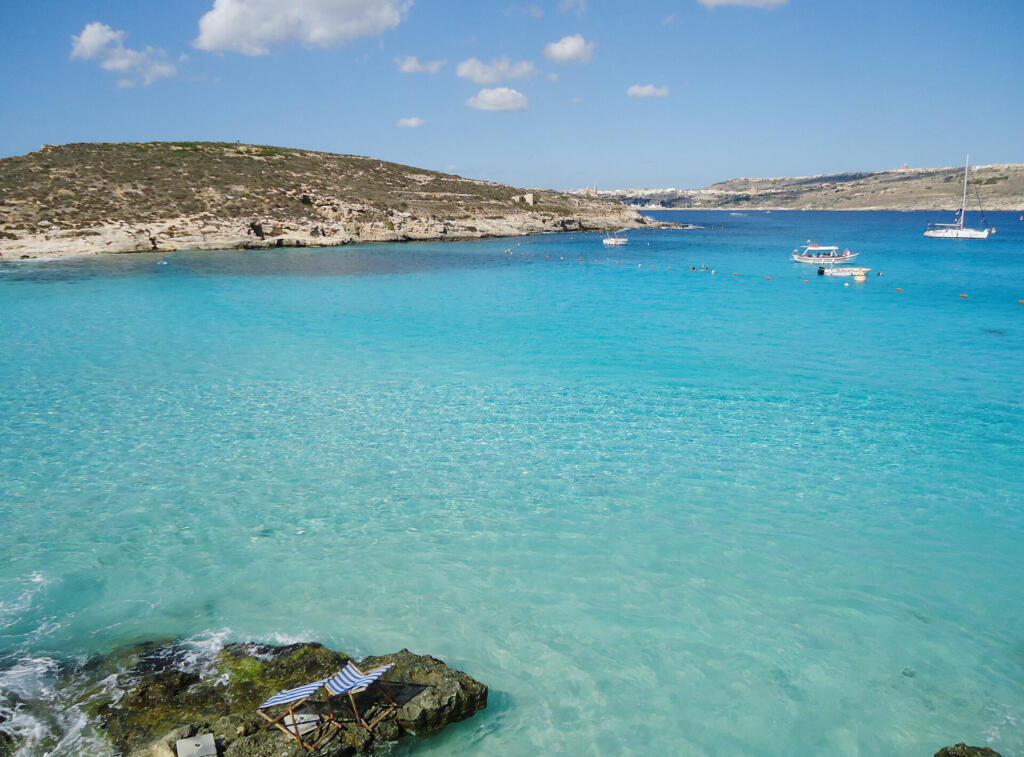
[1,0,1022,189]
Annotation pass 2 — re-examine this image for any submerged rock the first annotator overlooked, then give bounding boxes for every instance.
[0,716,17,757]
[934,745,1003,757]
[93,641,486,756]
[0,693,24,757]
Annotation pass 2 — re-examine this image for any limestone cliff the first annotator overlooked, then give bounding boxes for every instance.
[0,142,648,259]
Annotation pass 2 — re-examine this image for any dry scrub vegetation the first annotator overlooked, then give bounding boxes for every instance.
[0,142,623,236]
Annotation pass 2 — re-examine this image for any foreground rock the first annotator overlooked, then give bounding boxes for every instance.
[0,713,17,757]
[94,642,486,756]
[934,745,1002,757]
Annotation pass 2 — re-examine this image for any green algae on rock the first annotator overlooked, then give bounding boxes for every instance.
[92,641,486,756]
[934,744,1003,757]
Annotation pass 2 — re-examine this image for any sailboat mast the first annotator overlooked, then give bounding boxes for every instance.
[959,154,970,229]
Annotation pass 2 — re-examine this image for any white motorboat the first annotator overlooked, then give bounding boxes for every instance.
[924,155,991,239]
[790,244,859,264]
[602,234,628,246]
[818,266,871,277]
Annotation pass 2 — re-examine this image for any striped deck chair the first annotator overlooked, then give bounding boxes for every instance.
[257,678,337,752]
[325,662,397,731]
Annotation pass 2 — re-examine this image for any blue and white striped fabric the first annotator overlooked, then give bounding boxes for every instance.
[258,679,327,710]
[325,663,392,695]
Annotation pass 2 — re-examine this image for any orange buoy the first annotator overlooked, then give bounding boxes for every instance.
[616,261,621,265]
[801,280,808,283]
[667,266,672,271]
[732,273,738,276]
[1018,299,1023,304]
[896,288,904,292]
[765,276,771,280]
[959,293,968,298]
[650,265,655,269]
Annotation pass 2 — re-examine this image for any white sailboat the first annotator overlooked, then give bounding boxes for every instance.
[924,155,991,239]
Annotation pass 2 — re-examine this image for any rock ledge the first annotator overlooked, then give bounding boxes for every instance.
[94,641,486,757]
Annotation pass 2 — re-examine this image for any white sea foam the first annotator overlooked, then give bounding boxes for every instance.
[0,573,50,632]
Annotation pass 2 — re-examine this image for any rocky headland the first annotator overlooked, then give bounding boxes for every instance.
[0,142,650,260]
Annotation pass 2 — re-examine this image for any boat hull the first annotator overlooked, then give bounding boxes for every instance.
[791,252,859,264]
[923,228,989,239]
[818,266,871,277]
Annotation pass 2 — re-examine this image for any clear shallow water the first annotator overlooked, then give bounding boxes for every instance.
[1,211,1022,755]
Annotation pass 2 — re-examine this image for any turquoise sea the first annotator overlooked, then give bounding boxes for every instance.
[1,210,1022,756]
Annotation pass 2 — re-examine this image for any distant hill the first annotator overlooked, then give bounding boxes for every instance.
[0,142,646,259]
[584,163,1024,211]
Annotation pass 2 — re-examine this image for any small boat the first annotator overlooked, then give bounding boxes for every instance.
[924,155,990,239]
[818,266,871,277]
[790,244,859,264]
[602,233,628,246]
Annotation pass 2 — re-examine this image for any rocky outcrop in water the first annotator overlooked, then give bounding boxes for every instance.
[934,744,1003,757]
[0,712,17,757]
[91,641,486,756]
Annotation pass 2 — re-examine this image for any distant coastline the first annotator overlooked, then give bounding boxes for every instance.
[579,162,1024,212]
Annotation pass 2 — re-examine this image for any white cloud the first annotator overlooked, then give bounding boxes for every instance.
[662,13,676,25]
[466,87,528,111]
[571,96,583,104]
[559,0,586,16]
[543,34,594,63]
[70,22,124,59]
[456,56,537,84]
[70,22,177,87]
[194,0,412,55]
[698,0,788,7]
[627,83,669,98]
[396,116,425,128]
[395,55,445,74]
[547,72,559,82]
[507,4,543,17]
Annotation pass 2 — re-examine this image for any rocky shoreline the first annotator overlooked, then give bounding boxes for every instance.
[0,142,654,262]
[0,639,486,757]
[0,205,653,262]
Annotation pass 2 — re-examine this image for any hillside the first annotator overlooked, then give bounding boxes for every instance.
[0,142,647,259]
[587,163,1024,211]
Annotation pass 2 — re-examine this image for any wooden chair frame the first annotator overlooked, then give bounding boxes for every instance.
[340,667,399,732]
[256,663,400,751]
[257,694,339,752]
